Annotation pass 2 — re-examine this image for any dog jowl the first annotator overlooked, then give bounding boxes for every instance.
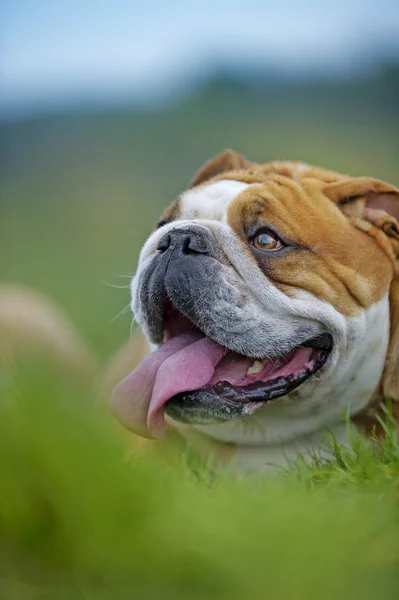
[111,150,399,467]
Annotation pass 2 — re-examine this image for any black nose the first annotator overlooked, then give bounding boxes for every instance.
[157,228,211,255]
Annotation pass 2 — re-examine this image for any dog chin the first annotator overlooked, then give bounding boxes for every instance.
[165,389,263,425]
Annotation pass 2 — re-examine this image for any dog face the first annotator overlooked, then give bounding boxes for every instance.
[112,151,399,446]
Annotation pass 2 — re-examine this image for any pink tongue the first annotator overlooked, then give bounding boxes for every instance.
[148,337,229,437]
[110,332,228,439]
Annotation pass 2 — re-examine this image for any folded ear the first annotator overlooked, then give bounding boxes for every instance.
[190,149,249,188]
[324,177,399,253]
[325,176,399,403]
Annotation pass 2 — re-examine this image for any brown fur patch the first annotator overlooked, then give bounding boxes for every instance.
[226,175,393,316]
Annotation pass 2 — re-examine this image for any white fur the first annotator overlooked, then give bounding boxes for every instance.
[234,422,361,472]
[180,180,251,222]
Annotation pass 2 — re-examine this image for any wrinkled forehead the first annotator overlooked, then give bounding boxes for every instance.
[161,177,339,236]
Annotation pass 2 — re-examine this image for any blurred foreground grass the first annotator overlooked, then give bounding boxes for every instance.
[1,70,399,598]
[0,360,399,599]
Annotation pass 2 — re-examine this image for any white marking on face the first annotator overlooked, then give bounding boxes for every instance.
[180,180,251,223]
[132,180,253,272]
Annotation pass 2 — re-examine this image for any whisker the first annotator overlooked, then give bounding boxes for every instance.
[101,280,131,289]
[109,303,131,324]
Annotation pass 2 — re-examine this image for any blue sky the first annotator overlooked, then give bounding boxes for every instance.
[1,0,399,116]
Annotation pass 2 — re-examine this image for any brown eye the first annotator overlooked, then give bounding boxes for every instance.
[252,231,283,251]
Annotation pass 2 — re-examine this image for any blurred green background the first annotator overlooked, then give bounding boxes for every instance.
[1,67,399,359]
[1,2,399,598]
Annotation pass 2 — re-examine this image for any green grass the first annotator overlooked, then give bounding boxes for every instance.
[0,361,399,599]
[1,71,399,597]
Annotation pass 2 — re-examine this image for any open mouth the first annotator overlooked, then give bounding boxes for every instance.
[111,301,332,439]
[154,301,331,434]
[164,304,331,425]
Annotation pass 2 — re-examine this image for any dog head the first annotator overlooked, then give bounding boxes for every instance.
[111,150,399,446]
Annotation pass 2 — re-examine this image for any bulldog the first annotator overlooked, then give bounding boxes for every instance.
[111,150,399,471]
